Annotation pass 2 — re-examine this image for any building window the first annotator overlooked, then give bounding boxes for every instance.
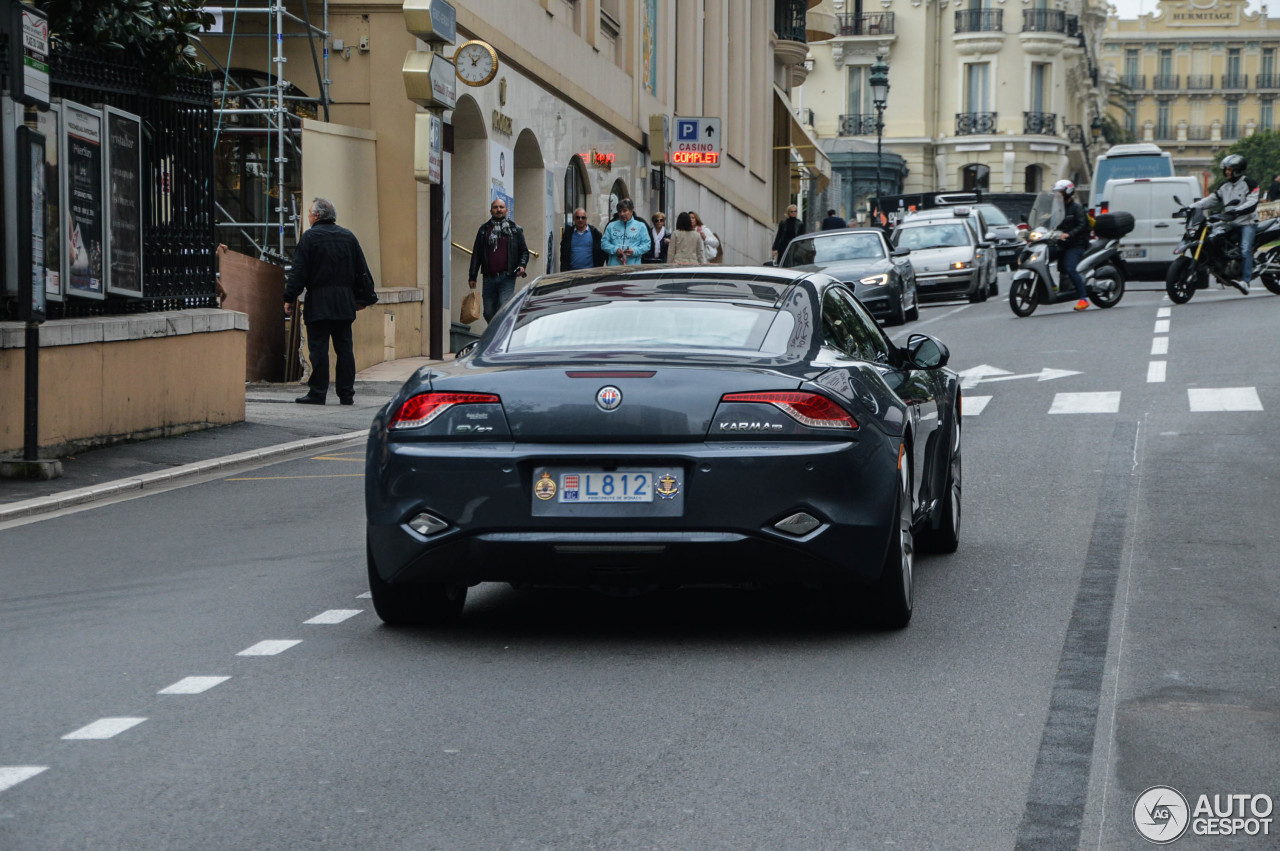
[1262,101,1274,132]
[848,66,873,116]
[1227,48,1241,78]
[965,63,991,114]
[1263,48,1276,78]
[1225,101,1239,138]
[963,163,990,191]
[1158,48,1173,78]
[1124,49,1140,79]
[1030,63,1048,114]
[1157,100,1170,138]
[1125,100,1138,135]
[1025,164,1042,193]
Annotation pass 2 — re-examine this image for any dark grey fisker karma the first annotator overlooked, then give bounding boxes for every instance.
[365,265,961,629]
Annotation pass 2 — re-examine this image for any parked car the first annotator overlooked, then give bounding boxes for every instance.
[1104,176,1202,279]
[898,209,996,300]
[779,228,919,325]
[364,265,962,630]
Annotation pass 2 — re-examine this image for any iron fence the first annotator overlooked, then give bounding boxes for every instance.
[1,38,216,320]
[1222,73,1248,89]
[1187,74,1214,90]
[1258,73,1280,89]
[956,112,998,135]
[1023,111,1057,135]
[1153,74,1180,90]
[955,9,1003,33]
[1021,9,1066,33]
[774,0,808,43]
[836,12,895,35]
[839,114,878,136]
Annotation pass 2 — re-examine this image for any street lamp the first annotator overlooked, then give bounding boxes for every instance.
[869,55,890,221]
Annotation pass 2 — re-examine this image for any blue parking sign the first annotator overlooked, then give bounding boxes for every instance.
[676,119,698,141]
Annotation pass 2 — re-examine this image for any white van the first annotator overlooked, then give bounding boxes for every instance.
[1105,176,1202,278]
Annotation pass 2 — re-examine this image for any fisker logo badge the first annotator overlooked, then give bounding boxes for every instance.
[655,474,680,499]
[596,386,623,411]
[534,471,557,501]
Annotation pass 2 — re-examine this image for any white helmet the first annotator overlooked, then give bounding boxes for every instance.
[1052,179,1076,197]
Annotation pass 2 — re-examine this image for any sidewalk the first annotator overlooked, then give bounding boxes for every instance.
[0,356,445,521]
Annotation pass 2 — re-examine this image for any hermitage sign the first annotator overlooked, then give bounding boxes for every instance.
[1162,0,1244,27]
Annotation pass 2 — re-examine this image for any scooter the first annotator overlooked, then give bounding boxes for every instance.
[1008,227,1128,317]
[1165,197,1280,304]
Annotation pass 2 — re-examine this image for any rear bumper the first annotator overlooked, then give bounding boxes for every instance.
[365,437,900,588]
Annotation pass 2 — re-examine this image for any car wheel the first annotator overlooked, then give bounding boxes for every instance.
[367,533,467,626]
[868,460,914,629]
[919,413,960,554]
[888,294,907,326]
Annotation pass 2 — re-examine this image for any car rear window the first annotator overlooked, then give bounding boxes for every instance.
[782,233,886,267]
[1095,156,1173,193]
[976,204,1011,226]
[503,300,796,355]
[893,223,972,250]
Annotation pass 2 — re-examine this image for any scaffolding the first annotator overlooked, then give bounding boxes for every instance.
[200,2,332,263]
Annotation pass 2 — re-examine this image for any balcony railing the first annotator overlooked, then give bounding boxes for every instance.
[1065,14,1081,38]
[1119,74,1145,90]
[955,9,1003,33]
[1153,74,1180,90]
[1187,74,1214,90]
[774,0,808,43]
[1223,123,1240,140]
[1187,125,1211,141]
[1022,9,1066,33]
[1023,111,1057,135]
[1155,124,1175,141]
[836,12,895,36]
[1258,73,1280,89]
[1222,73,1247,89]
[956,111,998,135]
[839,114,879,136]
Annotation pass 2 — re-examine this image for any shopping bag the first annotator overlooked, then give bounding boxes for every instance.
[460,290,482,325]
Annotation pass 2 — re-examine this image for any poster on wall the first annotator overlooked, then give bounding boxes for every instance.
[489,140,514,218]
[104,106,144,297]
[642,0,658,96]
[36,103,62,302]
[61,100,105,300]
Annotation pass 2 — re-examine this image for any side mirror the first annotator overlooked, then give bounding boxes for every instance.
[904,333,950,370]
[1172,209,1187,219]
[1172,195,1184,206]
[891,246,911,257]
[457,341,480,358]
[978,242,994,250]
[984,231,997,242]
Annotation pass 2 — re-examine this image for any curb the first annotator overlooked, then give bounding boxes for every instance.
[0,430,368,523]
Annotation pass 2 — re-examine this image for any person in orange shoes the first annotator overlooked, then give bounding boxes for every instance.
[1053,180,1092,311]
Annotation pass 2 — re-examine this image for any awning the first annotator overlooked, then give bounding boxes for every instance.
[775,85,831,193]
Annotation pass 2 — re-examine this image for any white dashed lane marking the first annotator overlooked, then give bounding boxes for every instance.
[356,592,372,599]
[1147,361,1167,383]
[237,640,302,657]
[158,676,231,695]
[1049,392,1122,415]
[1155,319,1170,334]
[0,766,47,793]
[62,718,147,740]
[1188,387,1263,412]
[1151,337,1168,356]
[963,396,992,417]
[1157,307,1171,318]
[304,609,362,625]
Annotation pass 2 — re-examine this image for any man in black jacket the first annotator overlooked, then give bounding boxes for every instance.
[559,208,605,270]
[1052,179,1092,311]
[468,199,530,321]
[821,209,847,230]
[284,197,377,405]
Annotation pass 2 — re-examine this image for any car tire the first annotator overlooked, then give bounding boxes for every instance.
[867,461,914,629]
[367,533,467,626]
[919,413,960,554]
[888,295,907,326]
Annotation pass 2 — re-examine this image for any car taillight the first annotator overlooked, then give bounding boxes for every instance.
[721,392,858,430]
[1100,201,1109,214]
[389,392,500,429]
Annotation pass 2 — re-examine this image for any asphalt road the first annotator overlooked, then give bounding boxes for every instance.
[1,277,1277,850]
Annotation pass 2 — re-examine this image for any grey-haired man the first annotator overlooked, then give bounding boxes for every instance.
[284,197,378,405]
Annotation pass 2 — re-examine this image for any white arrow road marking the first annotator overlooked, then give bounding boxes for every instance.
[62,718,147,740]
[963,396,992,417]
[1188,387,1263,412]
[958,364,1013,388]
[1049,392,1122,414]
[237,640,301,656]
[980,367,1082,384]
[0,766,47,793]
[159,676,230,695]
[304,609,363,625]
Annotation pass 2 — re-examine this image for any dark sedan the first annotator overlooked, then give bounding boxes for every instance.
[365,266,961,629]
[779,229,919,325]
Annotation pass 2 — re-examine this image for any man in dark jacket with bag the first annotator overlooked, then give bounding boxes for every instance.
[284,197,378,405]
[468,198,531,321]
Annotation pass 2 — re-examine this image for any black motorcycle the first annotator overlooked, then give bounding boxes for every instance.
[1008,213,1130,317]
[1166,196,1280,304]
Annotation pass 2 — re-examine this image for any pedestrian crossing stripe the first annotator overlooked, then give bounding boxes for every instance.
[1049,392,1122,414]
[1188,387,1263,412]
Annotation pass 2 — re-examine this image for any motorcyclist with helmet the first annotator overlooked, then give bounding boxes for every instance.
[1193,153,1259,294]
[1052,179,1093,311]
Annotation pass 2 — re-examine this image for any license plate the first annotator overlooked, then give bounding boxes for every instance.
[560,471,653,503]
[1123,247,1147,258]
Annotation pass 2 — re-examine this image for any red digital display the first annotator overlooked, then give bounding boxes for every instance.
[670,150,720,165]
